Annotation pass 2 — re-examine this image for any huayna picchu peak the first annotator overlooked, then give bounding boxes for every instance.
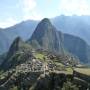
[28,18,64,54]
[39,18,51,25]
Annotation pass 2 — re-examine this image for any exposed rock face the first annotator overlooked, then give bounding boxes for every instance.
[29,18,64,54]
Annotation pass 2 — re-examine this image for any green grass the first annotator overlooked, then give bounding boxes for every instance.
[66,67,73,75]
[0,70,5,80]
[55,62,64,67]
[74,68,90,76]
[34,53,45,60]
[0,75,5,79]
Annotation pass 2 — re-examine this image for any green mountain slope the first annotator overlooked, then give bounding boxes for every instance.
[63,34,89,63]
[1,37,32,70]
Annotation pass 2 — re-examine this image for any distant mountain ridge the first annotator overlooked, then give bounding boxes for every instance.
[0,20,38,54]
[0,15,90,55]
[63,33,89,63]
[52,15,90,45]
[0,17,90,63]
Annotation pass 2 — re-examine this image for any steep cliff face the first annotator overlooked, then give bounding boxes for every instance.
[63,34,88,63]
[28,18,64,54]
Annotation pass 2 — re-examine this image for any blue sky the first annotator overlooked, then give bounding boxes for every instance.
[0,0,90,28]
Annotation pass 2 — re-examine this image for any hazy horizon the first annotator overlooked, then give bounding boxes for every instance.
[0,0,90,28]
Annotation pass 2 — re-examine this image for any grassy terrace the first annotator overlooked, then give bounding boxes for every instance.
[74,68,90,76]
[34,53,45,60]
[51,68,73,75]
[66,67,73,75]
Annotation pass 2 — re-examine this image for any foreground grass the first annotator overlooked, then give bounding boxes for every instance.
[66,67,73,75]
[34,53,45,60]
[74,68,90,76]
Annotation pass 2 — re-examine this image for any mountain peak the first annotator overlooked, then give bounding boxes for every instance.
[6,37,23,58]
[29,18,55,42]
[41,18,51,24]
[29,18,56,44]
[13,37,22,44]
[28,18,63,53]
[37,18,52,29]
[10,37,23,50]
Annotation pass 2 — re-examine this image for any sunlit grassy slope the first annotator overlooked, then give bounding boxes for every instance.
[34,53,45,60]
[74,68,90,76]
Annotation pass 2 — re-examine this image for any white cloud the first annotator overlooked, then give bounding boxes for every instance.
[0,18,18,28]
[59,0,90,15]
[22,0,36,12]
[0,0,42,28]
[23,11,43,20]
[21,0,43,20]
